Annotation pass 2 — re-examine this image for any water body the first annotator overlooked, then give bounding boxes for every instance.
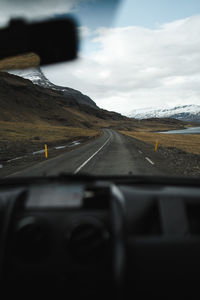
[160,127,200,134]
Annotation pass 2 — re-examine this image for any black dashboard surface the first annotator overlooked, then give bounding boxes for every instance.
[0,176,200,298]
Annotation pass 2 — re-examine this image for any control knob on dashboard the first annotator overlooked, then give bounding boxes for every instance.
[66,217,110,263]
[13,217,50,262]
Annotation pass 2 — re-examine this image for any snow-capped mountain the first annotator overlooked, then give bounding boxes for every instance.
[128,105,200,122]
[10,67,54,89]
[9,67,98,109]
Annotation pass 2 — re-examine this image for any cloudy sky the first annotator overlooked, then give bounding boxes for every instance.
[2,0,200,114]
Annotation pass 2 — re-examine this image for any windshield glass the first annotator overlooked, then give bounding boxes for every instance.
[0,0,200,178]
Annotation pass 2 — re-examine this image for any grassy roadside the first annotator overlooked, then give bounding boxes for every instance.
[0,120,101,163]
[120,130,200,155]
[0,120,100,144]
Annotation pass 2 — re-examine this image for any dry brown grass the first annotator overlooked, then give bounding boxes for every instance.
[129,119,194,132]
[63,106,140,130]
[64,107,110,128]
[120,130,200,155]
[0,120,100,144]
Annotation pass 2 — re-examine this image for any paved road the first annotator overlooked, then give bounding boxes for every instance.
[10,129,166,177]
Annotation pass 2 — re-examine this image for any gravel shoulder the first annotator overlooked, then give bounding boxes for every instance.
[121,133,200,177]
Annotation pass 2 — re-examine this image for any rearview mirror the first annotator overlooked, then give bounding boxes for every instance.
[0,17,78,67]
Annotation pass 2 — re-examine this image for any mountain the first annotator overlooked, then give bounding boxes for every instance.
[128,105,200,122]
[0,71,127,126]
[9,67,98,109]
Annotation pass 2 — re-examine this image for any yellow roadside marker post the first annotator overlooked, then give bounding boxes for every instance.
[45,144,48,159]
[155,140,158,151]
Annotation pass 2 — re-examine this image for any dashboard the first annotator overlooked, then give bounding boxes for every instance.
[0,176,200,298]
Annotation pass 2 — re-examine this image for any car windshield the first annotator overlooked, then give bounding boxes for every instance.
[0,0,200,178]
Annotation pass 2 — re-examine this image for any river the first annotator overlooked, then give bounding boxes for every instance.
[159,127,200,134]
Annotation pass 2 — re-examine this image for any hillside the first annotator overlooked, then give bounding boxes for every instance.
[0,71,191,134]
[0,70,194,134]
[0,71,127,126]
[9,67,98,109]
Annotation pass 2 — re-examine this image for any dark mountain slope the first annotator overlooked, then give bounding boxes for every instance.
[0,71,127,127]
[9,67,98,109]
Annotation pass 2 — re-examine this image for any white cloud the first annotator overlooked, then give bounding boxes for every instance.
[79,26,92,38]
[43,15,200,115]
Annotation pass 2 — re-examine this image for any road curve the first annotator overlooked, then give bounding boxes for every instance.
[9,129,167,177]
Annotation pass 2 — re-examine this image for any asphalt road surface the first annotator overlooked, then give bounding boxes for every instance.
[9,129,170,177]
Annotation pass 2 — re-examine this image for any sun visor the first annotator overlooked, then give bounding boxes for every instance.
[0,17,78,67]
